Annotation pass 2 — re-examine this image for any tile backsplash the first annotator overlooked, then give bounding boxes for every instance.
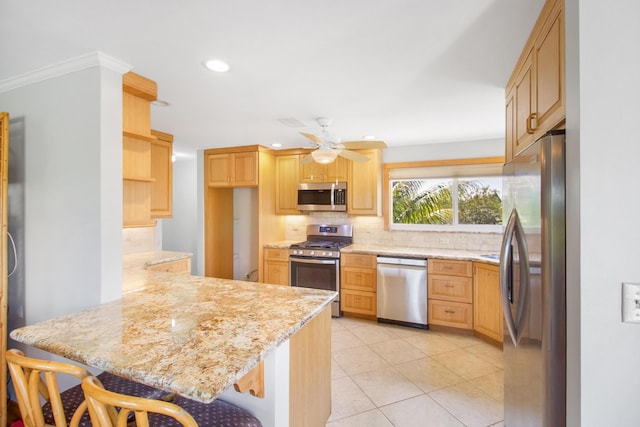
[284,213,503,253]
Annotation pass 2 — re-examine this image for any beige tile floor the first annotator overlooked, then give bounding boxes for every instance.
[327,316,504,427]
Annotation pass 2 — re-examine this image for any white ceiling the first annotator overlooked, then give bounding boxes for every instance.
[1,0,544,154]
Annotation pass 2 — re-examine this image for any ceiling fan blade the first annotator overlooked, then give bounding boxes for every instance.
[300,153,315,164]
[337,149,371,163]
[341,140,387,150]
[300,132,325,146]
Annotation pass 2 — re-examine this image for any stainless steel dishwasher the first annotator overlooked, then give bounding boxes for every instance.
[377,256,428,329]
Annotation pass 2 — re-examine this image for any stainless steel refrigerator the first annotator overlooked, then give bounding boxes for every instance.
[499,130,566,426]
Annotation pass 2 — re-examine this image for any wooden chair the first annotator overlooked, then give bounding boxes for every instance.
[7,349,177,427]
[82,375,198,427]
[6,348,90,427]
[83,375,264,427]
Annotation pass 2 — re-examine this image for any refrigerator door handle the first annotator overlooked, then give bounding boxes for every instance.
[500,208,531,347]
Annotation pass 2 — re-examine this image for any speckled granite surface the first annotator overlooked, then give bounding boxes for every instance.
[10,275,336,403]
[341,244,500,264]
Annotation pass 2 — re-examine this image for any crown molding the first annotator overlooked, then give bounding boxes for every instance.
[0,51,132,94]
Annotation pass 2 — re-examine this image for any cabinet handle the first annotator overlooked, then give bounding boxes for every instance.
[526,113,537,134]
[445,310,455,314]
[445,284,454,288]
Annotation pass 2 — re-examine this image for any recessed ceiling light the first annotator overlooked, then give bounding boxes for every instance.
[271,142,282,148]
[363,135,376,140]
[204,59,230,73]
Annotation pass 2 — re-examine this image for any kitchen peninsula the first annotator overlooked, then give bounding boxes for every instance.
[10,271,335,427]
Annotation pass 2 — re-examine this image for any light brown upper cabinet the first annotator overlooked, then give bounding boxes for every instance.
[347,149,382,216]
[122,72,157,228]
[299,156,348,183]
[150,130,173,218]
[275,154,300,214]
[207,150,258,187]
[505,0,565,161]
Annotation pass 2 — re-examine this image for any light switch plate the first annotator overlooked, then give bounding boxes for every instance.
[621,282,640,323]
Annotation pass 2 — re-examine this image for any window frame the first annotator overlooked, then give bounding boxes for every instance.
[383,156,505,232]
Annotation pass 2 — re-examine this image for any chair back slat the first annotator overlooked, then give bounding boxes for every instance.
[82,376,199,427]
[6,349,91,427]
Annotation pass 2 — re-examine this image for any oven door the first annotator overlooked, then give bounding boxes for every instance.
[290,256,340,316]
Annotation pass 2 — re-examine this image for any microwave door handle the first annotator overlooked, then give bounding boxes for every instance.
[331,183,335,209]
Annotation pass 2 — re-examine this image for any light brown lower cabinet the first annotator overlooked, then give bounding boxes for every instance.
[146,258,191,273]
[340,253,377,316]
[263,248,290,286]
[473,262,503,343]
[428,259,473,330]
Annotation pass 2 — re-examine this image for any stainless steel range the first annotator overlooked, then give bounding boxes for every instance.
[289,224,353,317]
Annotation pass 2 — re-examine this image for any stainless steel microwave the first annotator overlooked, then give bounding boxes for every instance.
[297,182,347,212]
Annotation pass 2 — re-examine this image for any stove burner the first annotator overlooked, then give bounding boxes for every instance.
[291,240,348,250]
[289,224,353,259]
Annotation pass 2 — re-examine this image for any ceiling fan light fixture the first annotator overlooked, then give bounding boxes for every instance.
[311,149,338,164]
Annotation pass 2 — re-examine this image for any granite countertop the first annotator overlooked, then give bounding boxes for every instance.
[341,244,500,264]
[263,240,299,249]
[264,241,500,264]
[123,251,193,293]
[10,274,336,403]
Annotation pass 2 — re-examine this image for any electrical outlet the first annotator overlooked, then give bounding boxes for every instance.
[439,237,450,245]
[621,282,640,323]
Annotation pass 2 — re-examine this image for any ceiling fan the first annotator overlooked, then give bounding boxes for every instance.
[299,117,387,164]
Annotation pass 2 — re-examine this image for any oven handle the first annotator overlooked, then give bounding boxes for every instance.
[290,257,338,265]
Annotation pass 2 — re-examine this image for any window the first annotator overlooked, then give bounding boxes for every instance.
[385,158,503,232]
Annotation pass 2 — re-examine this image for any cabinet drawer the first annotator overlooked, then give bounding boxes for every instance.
[428,300,473,329]
[341,253,377,269]
[429,259,472,277]
[428,274,473,303]
[264,248,290,262]
[341,267,376,292]
[146,258,191,273]
[341,289,376,316]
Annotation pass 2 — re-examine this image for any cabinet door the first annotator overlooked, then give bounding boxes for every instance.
[428,300,473,329]
[534,2,564,132]
[146,258,191,273]
[150,135,172,218]
[429,259,472,277]
[264,260,290,286]
[514,51,535,156]
[300,157,347,183]
[428,274,473,303]
[341,267,376,292]
[207,153,232,187]
[233,151,258,187]
[347,149,381,216]
[473,263,503,342]
[325,157,348,183]
[505,87,516,163]
[275,155,300,214]
[299,160,325,183]
[341,289,376,316]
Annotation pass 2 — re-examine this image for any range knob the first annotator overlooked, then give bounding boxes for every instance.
[321,251,328,257]
[309,251,315,256]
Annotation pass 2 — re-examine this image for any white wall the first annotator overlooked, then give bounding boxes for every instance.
[1,54,126,344]
[382,138,504,163]
[161,153,199,274]
[565,1,640,425]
